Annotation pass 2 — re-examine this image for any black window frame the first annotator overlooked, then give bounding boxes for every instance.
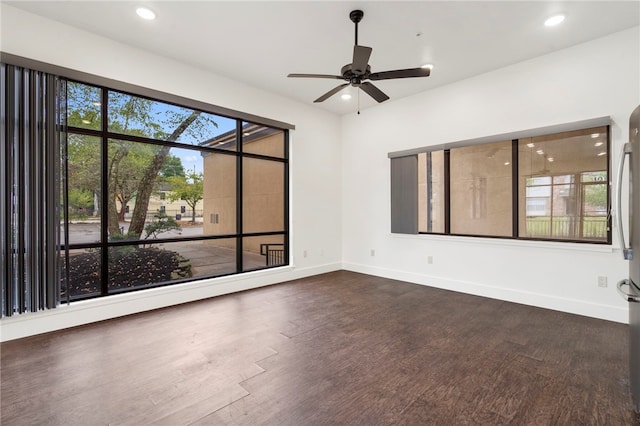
[391,124,612,245]
[60,80,291,302]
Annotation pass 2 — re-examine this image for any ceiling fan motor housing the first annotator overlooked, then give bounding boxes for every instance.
[341,63,371,85]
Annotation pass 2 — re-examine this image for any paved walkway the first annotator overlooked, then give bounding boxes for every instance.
[66,221,272,277]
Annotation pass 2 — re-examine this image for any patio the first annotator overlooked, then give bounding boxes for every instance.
[62,221,278,299]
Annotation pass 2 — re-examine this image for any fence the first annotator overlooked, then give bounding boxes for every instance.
[260,243,286,266]
[138,209,204,221]
[524,216,607,240]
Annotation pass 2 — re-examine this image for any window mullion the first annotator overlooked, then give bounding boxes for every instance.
[100,88,109,297]
[236,120,243,273]
[512,139,519,238]
[444,150,450,235]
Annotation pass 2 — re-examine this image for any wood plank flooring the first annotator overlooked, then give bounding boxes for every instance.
[1,271,638,425]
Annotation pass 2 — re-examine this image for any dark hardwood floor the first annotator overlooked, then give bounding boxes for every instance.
[1,271,638,425]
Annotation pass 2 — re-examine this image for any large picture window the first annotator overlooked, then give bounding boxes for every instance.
[393,125,610,244]
[1,57,292,316]
[60,81,289,302]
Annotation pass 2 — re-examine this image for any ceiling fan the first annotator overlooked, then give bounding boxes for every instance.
[287,9,431,104]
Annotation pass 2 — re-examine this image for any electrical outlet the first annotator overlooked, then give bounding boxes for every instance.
[427,256,433,264]
[598,276,608,288]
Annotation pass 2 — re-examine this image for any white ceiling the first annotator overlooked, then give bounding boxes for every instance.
[6,1,640,115]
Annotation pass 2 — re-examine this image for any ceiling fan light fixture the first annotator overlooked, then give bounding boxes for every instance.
[421,63,434,70]
[341,93,352,100]
[544,14,565,27]
[136,7,156,20]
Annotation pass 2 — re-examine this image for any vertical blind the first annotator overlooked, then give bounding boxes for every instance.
[390,156,418,234]
[1,63,62,317]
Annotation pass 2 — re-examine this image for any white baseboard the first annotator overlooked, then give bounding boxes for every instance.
[0,262,341,342]
[2,260,626,342]
[342,262,629,324]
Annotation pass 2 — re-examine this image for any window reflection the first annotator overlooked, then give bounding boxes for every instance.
[519,127,608,241]
[418,151,445,233]
[450,141,513,237]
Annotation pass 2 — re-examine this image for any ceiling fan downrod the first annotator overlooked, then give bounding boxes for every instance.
[350,10,364,45]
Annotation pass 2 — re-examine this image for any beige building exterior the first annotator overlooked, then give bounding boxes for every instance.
[118,189,204,222]
[202,124,285,255]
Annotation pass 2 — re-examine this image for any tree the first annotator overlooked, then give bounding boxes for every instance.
[143,210,181,239]
[68,188,94,219]
[168,171,204,223]
[66,81,217,239]
[160,155,186,179]
[109,141,159,222]
[583,172,607,209]
[127,112,203,235]
[66,135,101,216]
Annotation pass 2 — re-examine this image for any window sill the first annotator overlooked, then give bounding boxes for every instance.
[390,232,614,253]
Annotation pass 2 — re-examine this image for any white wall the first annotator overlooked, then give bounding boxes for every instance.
[0,5,343,341]
[2,4,638,341]
[341,27,640,323]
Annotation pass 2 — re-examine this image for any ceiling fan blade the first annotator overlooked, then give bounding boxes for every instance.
[368,67,430,80]
[352,45,372,74]
[359,82,389,103]
[288,73,344,79]
[314,83,350,103]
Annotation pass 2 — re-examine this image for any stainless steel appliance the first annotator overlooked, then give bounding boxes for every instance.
[617,104,640,413]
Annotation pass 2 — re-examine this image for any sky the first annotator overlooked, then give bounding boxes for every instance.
[151,103,237,175]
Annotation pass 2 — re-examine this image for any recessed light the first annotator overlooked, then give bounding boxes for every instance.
[81,119,91,124]
[504,162,510,166]
[544,14,565,27]
[597,151,607,156]
[594,141,604,147]
[341,93,352,100]
[536,149,544,155]
[548,157,554,162]
[136,7,156,20]
[527,143,535,148]
[421,63,434,70]
[591,133,600,138]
